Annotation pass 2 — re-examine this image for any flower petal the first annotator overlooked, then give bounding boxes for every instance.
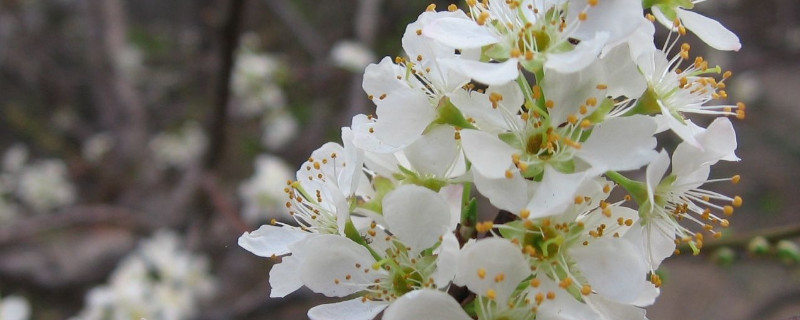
[459,129,516,179]
[545,32,608,73]
[472,169,528,213]
[238,225,308,257]
[677,9,741,51]
[383,185,453,253]
[455,238,530,303]
[404,125,460,178]
[383,289,472,320]
[439,58,519,86]
[308,298,388,320]
[525,166,586,219]
[296,235,383,297]
[268,255,304,298]
[578,115,657,175]
[374,89,436,149]
[431,232,460,287]
[422,17,499,49]
[568,237,648,303]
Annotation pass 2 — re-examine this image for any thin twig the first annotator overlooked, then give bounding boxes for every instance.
[262,0,327,60]
[0,205,156,248]
[678,223,800,253]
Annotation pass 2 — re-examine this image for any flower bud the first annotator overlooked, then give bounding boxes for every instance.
[747,236,770,255]
[776,240,800,265]
[711,247,736,267]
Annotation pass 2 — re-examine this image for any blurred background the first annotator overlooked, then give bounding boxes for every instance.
[0,0,798,319]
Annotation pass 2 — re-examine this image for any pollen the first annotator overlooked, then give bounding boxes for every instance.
[578,12,587,21]
[731,175,741,184]
[486,289,497,300]
[477,267,487,279]
[581,284,592,295]
[494,273,506,283]
[733,196,743,207]
[448,4,458,11]
[505,170,514,179]
[426,3,436,11]
[723,205,734,216]
[520,209,531,219]
[530,278,541,288]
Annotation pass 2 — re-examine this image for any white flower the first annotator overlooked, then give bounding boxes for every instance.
[330,40,376,72]
[634,46,743,148]
[72,230,215,320]
[0,294,30,320]
[275,185,459,320]
[238,155,294,223]
[81,133,114,162]
[650,1,741,51]
[382,289,471,320]
[149,121,208,169]
[261,110,298,150]
[354,10,475,152]
[632,117,740,271]
[16,159,76,213]
[422,0,643,77]
[2,144,27,174]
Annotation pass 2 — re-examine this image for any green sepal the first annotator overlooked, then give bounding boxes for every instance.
[627,87,662,116]
[584,97,615,124]
[358,176,395,214]
[551,159,575,174]
[433,97,477,130]
[605,170,649,205]
[344,219,382,261]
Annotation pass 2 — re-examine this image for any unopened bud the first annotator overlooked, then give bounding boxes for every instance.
[711,247,736,267]
[747,236,770,255]
[776,240,800,265]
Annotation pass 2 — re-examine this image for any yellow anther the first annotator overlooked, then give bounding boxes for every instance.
[520,209,531,219]
[567,114,578,124]
[448,4,458,11]
[532,85,542,99]
[487,289,497,300]
[546,291,556,300]
[580,119,592,129]
[574,196,584,204]
[426,3,436,11]
[511,48,522,58]
[545,100,555,109]
[578,12,587,21]
[477,12,490,25]
[731,175,741,184]
[586,97,597,106]
[603,184,611,193]
[530,278,541,288]
[505,170,514,179]
[646,13,655,22]
[720,219,730,228]
[477,268,487,279]
[581,284,592,295]
[733,196,743,207]
[624,219,633,226]
[723,205,734,216]
[588,0,598,6]
[494,273,506,283]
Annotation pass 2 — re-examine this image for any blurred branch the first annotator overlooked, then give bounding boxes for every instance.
[201,173,250,233]
[83,0,147,161]
[262,0,327,60]
[0,205,156,248]
[342,0,383,125]
[678,223,800,253]
[205,0,246,169]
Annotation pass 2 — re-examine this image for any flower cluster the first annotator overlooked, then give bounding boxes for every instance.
[240,1,743,319]
[0,144,76,221]
[72,230,216,320]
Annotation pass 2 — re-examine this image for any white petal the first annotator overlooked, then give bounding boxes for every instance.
[422,17,499,49]
[383,289,472,320]
[439,184,465,230]
[269,255,304,297]
[0,296,30,320]
[351,114,401,153]
[472,169,527,213]
[383,185,452,253]
[404,125,459,177]
[459,129,516,179]
[677,9,741,51]
[568,237,648,303]
[449,89,513,134]
[673,117,739,176]
[525,167,586,219]
[646,150,670,204]
[297,235,383,297]
[541,59,606,124]
[362,57,407,97]
[587,295,648,320]
[340,126,365,196]
[440,58,519,86]
[600,43,647,98]
[623,222,676,270]
[455,238,530,303]
[534,276,600,320]
[308,298,388,320]
[238,225,308,257]
[578,115,657,174]
[374,89,436,149]
[545,32,608,73]
[570,0,642,44]
[431,233,460,287]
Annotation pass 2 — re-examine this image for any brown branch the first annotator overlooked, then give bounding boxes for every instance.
[678,223,800,253]
[0,205,156,248]
[201,173,250,233]
[205,0,247,169]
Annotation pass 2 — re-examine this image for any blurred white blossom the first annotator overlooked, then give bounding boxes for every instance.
[16,159,76,213]
[0,294,30,320]
[82,132,115,162]
[149,122,207,169]
[72,230,216,320]
[330,40,375,72]
[239,155,293,223]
